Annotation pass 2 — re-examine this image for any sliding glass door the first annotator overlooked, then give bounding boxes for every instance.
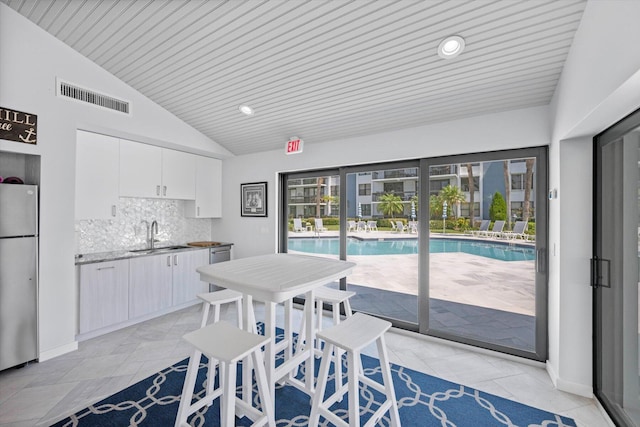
[343,163,420,324]
[283,170,340,262]
[422,149,547,359]
[280,147,548,360]
[594,110,640,426]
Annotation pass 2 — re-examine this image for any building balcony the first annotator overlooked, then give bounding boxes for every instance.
[371,191,416,202]
[371,170,418,180]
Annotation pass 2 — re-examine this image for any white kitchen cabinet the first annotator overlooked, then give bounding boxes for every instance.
[161,149,196,200]
[185,156,222,218]
[78,259,129,334]
[119,139,163,198]
[129,254,173,319]
[171,249,209,305]
[119,139,196,200]
[75,131,120,220]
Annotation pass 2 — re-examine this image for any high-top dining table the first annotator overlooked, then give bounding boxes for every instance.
[196,253,356,407]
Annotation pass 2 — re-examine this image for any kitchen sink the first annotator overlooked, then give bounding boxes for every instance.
[127,245,191,254]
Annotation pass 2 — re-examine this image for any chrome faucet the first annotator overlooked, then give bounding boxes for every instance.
[150,220,158,249]
[139,220,150,248]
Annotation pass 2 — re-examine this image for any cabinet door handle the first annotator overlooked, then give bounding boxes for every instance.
[163,186,167,196]
[156,185,161,196]
[173,254,178,266]
[167,255,171,267]
[96,266,115,271]
[111,205,117,217]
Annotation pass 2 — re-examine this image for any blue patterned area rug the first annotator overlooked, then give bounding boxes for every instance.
[50,349,576,427]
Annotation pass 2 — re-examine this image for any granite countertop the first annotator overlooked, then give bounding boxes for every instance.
[75,241,233,265]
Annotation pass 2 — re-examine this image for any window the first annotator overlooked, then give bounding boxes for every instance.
[361,203,371,216]
[511,173,533,190]
[359,183,371,195]
[460,202,480,218]
[511,201,535,219]
[429,179,450,195]
[383,182,404,193]
[461,177,479,192]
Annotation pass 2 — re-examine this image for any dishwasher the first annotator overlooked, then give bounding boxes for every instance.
[209,245,232,291]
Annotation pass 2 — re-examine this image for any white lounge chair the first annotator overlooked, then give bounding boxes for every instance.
[367,220,378,231]
[357,221,367,232]
[471,219,490,237]
[502,221,529,240]
[395,220,408,233]
[408,221,418,234]
[390,221,398,232]
[314,218,327,232]
[293,218,305,232]
[347,220,357,232]
[485,220,505,238]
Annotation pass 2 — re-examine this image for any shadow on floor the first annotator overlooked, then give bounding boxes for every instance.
[326,282,535,353]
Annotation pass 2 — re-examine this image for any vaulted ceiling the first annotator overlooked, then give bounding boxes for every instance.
[2,0,587,155]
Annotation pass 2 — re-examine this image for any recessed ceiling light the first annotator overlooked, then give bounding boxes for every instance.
[438,35,465,59]
[238,105,254,116]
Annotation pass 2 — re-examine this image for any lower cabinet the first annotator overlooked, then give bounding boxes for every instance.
[79,259,129,334]
[172,249,209,306]
[129,254,173,319]
[129,249,209,319]
[78,249,211,336]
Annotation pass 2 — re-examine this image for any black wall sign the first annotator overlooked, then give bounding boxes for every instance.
[0,107,37,145]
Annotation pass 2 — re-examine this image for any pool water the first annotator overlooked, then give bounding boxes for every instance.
[287,238,536,261]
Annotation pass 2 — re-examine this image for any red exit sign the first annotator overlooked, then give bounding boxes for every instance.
[285,137,303,155]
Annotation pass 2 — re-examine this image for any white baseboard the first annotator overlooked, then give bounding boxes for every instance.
[76,299,201,342]
[39,341,78,362]
[546,362,593,398]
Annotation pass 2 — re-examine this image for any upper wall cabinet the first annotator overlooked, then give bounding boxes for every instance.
[119,139,196,200]
[75,131,120,220]
[119,139,162,198]
[162,149,196,200]
[185,156,222,218]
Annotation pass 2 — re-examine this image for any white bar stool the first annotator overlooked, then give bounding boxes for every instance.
[174,321,275,427]
[309,312,400,427]
[197,289,244,328]
[296,286,355,354]
[295,286,355,390]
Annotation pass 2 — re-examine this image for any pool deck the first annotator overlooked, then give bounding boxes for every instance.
[288,230,538,352]
[288,230,536,315]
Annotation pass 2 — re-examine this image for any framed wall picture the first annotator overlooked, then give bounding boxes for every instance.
[241,182,267,217]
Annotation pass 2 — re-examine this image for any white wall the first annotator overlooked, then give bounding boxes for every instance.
[0,4,229,360]
[547,0,640,396]
[213,105,550,259]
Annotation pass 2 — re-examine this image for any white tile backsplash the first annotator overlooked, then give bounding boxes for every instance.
[75,198,211,254]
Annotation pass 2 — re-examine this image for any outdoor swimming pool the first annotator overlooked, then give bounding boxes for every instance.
[287,237,536,261]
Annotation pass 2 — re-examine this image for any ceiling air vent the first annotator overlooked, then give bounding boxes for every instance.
[56,79,131,115]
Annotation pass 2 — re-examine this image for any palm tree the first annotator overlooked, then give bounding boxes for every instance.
[439,185,465,219]
[465,163,475,226]
[315,177,324,217]
[321,194,338,216]
[429,194,442,219]
[523,158,535,224]
[503,161,512,229]
[378,193,403,218]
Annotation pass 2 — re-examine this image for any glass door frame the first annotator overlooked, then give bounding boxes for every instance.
[593,107,640,426]
[279,147,548,360]
[420,146,549,361]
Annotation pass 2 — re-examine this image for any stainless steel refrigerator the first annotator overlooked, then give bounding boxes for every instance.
[0,184,38,370]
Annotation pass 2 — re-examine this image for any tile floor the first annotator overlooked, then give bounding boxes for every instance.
[0,302,612,427]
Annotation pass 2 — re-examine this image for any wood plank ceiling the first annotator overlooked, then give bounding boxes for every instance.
[2,0,587,155]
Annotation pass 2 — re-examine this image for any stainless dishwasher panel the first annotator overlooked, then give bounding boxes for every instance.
[209,246,231,291]
[210,248,231,264]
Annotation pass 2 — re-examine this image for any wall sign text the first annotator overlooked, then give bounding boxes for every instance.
[0,107,37,145]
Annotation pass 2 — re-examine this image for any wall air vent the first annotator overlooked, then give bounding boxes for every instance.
[56,79,131,115]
